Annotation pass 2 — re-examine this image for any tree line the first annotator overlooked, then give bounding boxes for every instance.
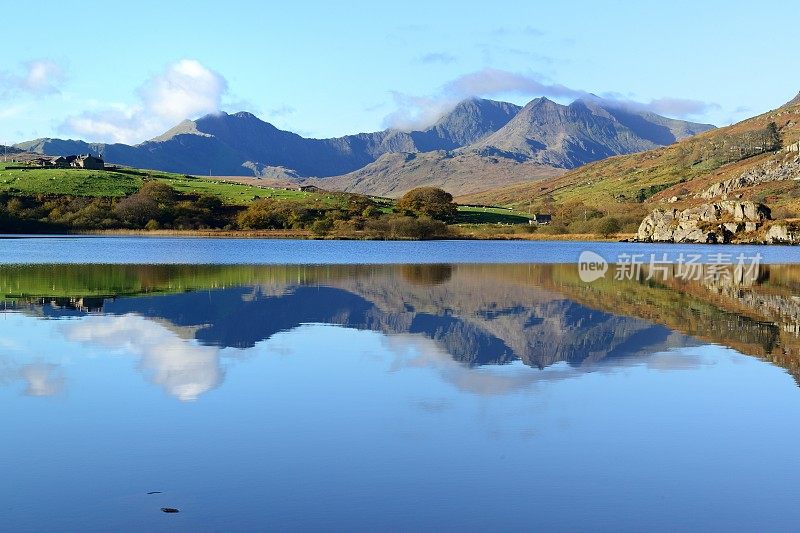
[0,182,459,239]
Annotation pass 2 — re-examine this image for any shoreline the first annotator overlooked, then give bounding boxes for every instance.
[1,228,634,242]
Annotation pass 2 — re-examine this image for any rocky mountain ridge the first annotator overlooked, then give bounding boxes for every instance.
[15,97,714,197]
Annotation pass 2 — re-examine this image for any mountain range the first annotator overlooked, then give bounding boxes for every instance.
[461,92,800,210]
[14,97,715,197]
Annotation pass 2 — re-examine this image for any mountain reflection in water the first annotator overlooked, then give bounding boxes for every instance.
[3,262,800,400]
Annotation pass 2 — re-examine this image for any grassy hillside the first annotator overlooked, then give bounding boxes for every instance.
[459,97,800,233]
[0,163,334,205]
[0,161,535,237]
[0,162,533,226]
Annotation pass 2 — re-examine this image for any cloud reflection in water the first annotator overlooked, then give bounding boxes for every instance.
[64,315,226,402]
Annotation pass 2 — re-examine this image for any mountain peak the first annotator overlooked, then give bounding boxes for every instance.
[149,119,208,143]
[148,111,270,144]
[229,111,259,120]
[523,96,559,109]
[574,93,604,105]
[471,95,715,169]
[417,98,521,149]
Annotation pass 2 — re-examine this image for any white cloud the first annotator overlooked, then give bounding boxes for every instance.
[444,68,581,100]
[384,68,719,130]
[19,363,66,397]
[383,68,587,130]
[597,93,720,119]
[139,59,227,124]
[64,314,225,401]
[380,333,709,396]
[0,357,66,398]
[21,60,66,94]
[60,59,228,144]
[383,92,459,133]
[0,59,66,97]
[381,334,574,395]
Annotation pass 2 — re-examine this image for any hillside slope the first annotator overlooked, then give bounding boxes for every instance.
[307,150,562,197]
[460,96,800,223]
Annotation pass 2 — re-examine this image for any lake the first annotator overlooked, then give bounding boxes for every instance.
[3,238,800,531]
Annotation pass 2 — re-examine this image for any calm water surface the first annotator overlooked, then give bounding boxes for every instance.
[4,235,800,263]
[2,239,800,531]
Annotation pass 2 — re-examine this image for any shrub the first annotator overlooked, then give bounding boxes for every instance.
[311,218,334,236]
[539,223,568,235]
[236,199,291,229]
[596,217,622,238]
[396,187,458,222]
[365,215,450,239]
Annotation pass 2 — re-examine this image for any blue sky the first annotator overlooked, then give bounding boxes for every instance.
[1,0,798,144]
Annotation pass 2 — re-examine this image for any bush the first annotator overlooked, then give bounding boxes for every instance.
[396,187,458,222]
[311,218,334,236]
[364,215,450,239]
[596,217,622,238]
[236,199,291,229]
[539,223,568,235]
[114,190,161,226]
[345,195,378,218]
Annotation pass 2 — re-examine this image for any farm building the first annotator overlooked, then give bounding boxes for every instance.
[71,154,105,170]
[29,154,105,170]
[529,214,552,225]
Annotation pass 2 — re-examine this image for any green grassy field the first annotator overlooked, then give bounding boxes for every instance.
[0,164,530,227]
[0,164,141,197]
[0,164,340,206]
[455,205,531,224]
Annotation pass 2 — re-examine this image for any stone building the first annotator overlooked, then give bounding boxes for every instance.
[70,154,105,170]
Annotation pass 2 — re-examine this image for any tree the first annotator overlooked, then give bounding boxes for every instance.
[114,193,159,226]
[311,218,334,236]
[396,187,457,222]
[764,121,781,151]
[236,199,289,229]
[596,217,622,238]
[138,181,178,204]
[345,195,377,218]
[113,182,178,226]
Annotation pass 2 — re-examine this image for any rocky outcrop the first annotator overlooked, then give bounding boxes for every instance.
[698,157,800,200]
[764,222,800,244]
[637,201,770,243]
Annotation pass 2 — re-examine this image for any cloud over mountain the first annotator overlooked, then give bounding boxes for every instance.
[61,59,228,144]
[385,68,720,131]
